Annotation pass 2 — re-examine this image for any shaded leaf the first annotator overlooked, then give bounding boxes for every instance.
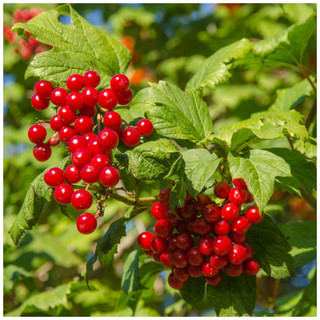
[121,250,141,294]
[180,277,206,308]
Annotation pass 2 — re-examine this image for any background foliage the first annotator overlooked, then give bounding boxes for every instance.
[3,3,316,316]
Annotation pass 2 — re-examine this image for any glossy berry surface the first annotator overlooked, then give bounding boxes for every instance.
[28,124,47,144]
[198,236,214,255]
[151,202,168,220]
[228,244,247,265]
[201,260,219,277]
[53,183,74,204]
[160,251,174,269]
[159,188,170,207]
[64,164,81,183]
[155,219,173,239]
[117,89,133,105]
[87,138,107,156]
[209,253,228,269]
[212,236,232,256]
[172,249,188,268]
[229,232,246,244]
[91,154,110,170]
[174,268,189,282]
[68,135,87,153]
[59,125,77,144]
[76,213,97,234]
[71,189,93,210]
[44,167,65,187]
[225,263,243,277]
[122,128,140,148]
[58,106,77,125]
[31,94,49,111]
[137,119,154,136]
[244,260,260,275]
[188,265,203,278]
[203,204,221,223]
[50,114,64,132]
[82,87,99,106]
[245,206,264,224]
[168,273,185,290]
[50,88,68,106]
[80,104,97,117]
[231,217,250,235]
[176,232,193,250]
[83,71,100,88]
[34,80,53,98]
[74,116,94,135]
[137,231,155,250]
[221,203,239,221]
[110,74,130,93]
[205,272,222,286]
[80,164,100,184]
[233,178,247,189]
[214,182,230,199]
[72,148,92,168]
[66,91,84,110]
[187,247,204,266]
[165,209,180,224]
[103,111,122,130]
[98,128,119,150]
[150,236,168,253]
[213,219,231,236]
[98,89,118,109]
[99,166,119,186]
[33,143,51,161]
[66,74,83,92]
[228,187,248,205]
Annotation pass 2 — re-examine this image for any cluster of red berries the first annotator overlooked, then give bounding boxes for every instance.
[27,70,154,234]
[137,179,263,290]
[4,8,50,60]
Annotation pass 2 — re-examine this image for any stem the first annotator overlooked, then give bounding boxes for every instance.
[305,99,317,131]
[287,136,295,151]
[109,192,135,205]
[301,187,316,210]
[97,113,102,133]
[306,75,317,94]
[136,196,157,205]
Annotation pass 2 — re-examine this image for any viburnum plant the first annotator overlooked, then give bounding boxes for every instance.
[8,5,316,316]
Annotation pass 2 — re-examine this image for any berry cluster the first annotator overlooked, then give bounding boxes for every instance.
[27,70,153,234]
[137,179,263,290]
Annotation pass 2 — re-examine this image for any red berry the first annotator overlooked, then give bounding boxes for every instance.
[77,213,97,234]
[164,209,180,224]
[50,88,68,106]
[245,206,264,224]
[44,167,65,187]
[225,262,243,277]
[50,114,64,132]
[174,268,189,282]
[209,253,228,269]
[152,252,161,262]
[172,249,188,268]
[91,153,110,170]
[31,94,49,111]
[228,187,247,205]
[203,204,220,223]
[168,273,185,290]
[233,178,247,189]
[243,244,254,260]
[87,138,107,156]
[206,272,222,286]
[199,236,214,256]
[80,104,97,117]
[99,166,119,186]
[144,250,153,256]
[58,106,77,125]
[28,124,47,144]
[168,234,178,251]
[194,193,212,211]
[49,135,60,147]
[151,202,168,220]
[245,192,254,203]
[59,125,77,144]
[221,203,239,221]
[68,135,87,153]
[74,116,94,135]
[187,265,203,278]
[82,87,99,106]
[180,202,197,220]
[98,128,119,150]
[160,250,174,268]
[64,164,81,183]
[33,143,51,161]
[150,236,168,253]
[72,148,92,168]
[117,89,133,105]
[103,111,122,130]
[228,244,247,265]
[34,80,53,98]
[66,74,83,92]
[187,247,204,266]
[53,183,74,204]
[159,188,170,207]
[66,91,84,110]
[83,132,97,143]
[231,217,250,235]
[137,231,154,250]
[71,189,93,210]
[214,182,230,199]
[212,236,232,256]
[110,74,130,93]
[176,221,188,234]
[176,232,193,250]
[80,164,100,184]
[244,260,259,275]
[137,119,153,136]
[83,71,100,88]
[201,260,219,277]
[98,88,118,109]
[229,232,246,244]
[122,128,140,148]
[155,219,173,239]
[213,219,231,236]
[191,218,212,236]
[114,127,123,139]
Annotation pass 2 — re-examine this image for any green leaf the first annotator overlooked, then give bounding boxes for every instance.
[246,215,296,278]
[182,149,220,197]
[12,4,131,87]
[129,87,155,119]
[4,265,34,294]
[180,277,206,308]
[146,81,213,144]
[206,274,257,316]
[186,38,253,90]
[121,250,142,294]
[278,221,316,267]
[228,150,292,210]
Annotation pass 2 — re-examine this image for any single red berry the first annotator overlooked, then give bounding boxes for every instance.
[209,253,228,269]
[117,89,133,105]
[98,128,119,150]
[68,135,87,153]
[225,262,243,277]
[194,193,212,211]
[187,220,197,235]
[66,91,84,110]
[176,232,194,250]
[98,88,118,109]
[91,153,110,170]
[34,80,53,98]
[71,148,92,168]
[77,213,97,234]
[64,164,81,183]
[152,252,161,262]
[74,116,94,135]
[28,124,47,144]
[31,94,49,111]
[233,178,247,189]
[221,203,239,221]
[199,236,214,256]
[228,187,247,205]
[83,132,97,143]
[59,125,77,144]
[53,183,74,204]
[151,201,168,220]
[229,232,246,244]
[213,219,231,236]
[80,104,97,117]
[191,218,213,236]
[150,236,168,253]
[50,114,64,132]
[168,272,185,290]
[137,231,154,250]
[122,128,140,148]
[86,138,107,156]
[164,209,180,224]
[203,204,220,223]
[245,192,254,203]
[71,189,93,210]
[174,268,189,282]
[187,265,203,278]
[212,236,232,256]
[160,250,174,268]
[49,135,60,147]
[180,202,197,220]
[110,74,130,93]
[228,244,247,265]
[245,206,264,224]
[176,221,188,234]
[83,71,100,88]
[231,217,250,235]
[159,188,170,207]
[44,167,65,187]
[137,119,153,136]
[82,87,99,106]
[243,244,254,260]
[155,219,173,239]
[168,234,178,251]
[187,247,204,266]
[214,182,230,199]
[114,126,123,139]
[99,166,119,186]
[58,106,77,125]
[66,74,83,92]
[244,260,259,275]
[144,250,153,256]
[172,249,188,268]
[33,143,51,161]
[201,260,219,277]
[80,163,100,184]
[103,111,122,130]
[50,88,68,106]
[206,272,222,286]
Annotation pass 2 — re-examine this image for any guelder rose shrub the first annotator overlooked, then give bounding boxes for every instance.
[8,4,316,316]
